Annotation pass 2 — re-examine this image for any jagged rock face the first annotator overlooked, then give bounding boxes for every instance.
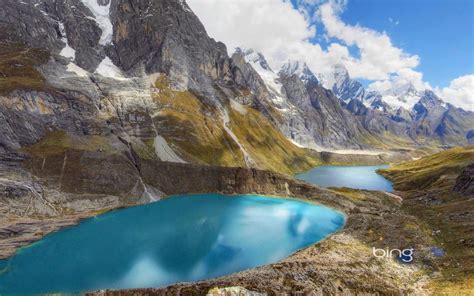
[330,65,365,102]
[408,91,474,144]
[0,0,319,177]
[454,163,474,196]
[467,131,474,144]
[230,50,319,148]
[346,99,368,116]
[110,0,234,92]
[235,53,375,149]
[1,0,235,97]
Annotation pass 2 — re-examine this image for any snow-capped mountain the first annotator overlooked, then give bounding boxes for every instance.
[326,64,366,103]
[378,84,425,111]
[240,48,287,106]
[279,60,318,85]
[235,49,387,149]
[236,48,473,148]
[322,64,448,114]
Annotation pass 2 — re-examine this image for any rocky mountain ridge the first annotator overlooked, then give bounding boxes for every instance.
[269,57,473,148]
[1,0,324,177]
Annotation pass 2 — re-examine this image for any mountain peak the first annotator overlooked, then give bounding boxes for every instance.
[327,64,365,102]
[279,60,318,84]
[237,48,273,72]
[333,63,349,77]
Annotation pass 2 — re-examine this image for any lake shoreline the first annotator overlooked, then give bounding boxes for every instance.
[1,194,347,294]
[1,158,436,294]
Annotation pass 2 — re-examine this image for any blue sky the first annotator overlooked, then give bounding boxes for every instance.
[292,0,473,88]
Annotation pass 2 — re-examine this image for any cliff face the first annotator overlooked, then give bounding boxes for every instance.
[0,0,318,176]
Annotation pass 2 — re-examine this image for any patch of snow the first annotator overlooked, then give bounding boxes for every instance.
[382,93,421,111]
[222,108,255,167]
[60,44,76,59]
[320,149,389,156]
[58,22,76,60]
[66,63,89,77]
[230,99,247,115]
[79,0,113,45]
[178,0,192,12]
[154,135,186,163]
[243,50,285,104]
[289,139,303,148]
[95,56,126,79]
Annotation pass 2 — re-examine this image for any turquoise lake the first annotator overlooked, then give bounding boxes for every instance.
[0,194,345,294]
[296,165,394,192]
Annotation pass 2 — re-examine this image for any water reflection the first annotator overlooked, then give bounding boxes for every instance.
[296,165,394,192]
[0,194,345,294]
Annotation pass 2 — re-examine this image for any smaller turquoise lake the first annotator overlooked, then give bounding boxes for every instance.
[0,194,345,294]
[296,165,394,192]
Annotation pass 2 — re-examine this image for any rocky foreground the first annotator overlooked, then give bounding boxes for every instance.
[2,147,473,294]
[0,152,433,295]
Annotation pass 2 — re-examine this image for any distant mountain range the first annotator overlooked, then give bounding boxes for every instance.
[0,0,472,175]
[237,48,473,149]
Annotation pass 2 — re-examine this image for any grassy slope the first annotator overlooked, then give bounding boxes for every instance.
[153,77,246,167]
[379,146,474,191]
[379,146,474,294]
[229,106,319,175]
[153,76,318,174]
[0,42,50,94]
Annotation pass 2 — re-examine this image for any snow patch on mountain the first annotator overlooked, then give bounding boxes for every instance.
[96,57,125,79]
[243,49,285,104]
[58,22,75,60]
[79,0,113,45]
[280,60,318,84]
[230,99,247,115]
[66,63,89,77]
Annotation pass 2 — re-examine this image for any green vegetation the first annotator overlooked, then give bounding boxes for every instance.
[153,76,318,174]
[23,131,116,157]
[379,146,474,191]
[380,146,474,294]
[228,106,319,175]
[153,76,245,167]
[0,42,50,94]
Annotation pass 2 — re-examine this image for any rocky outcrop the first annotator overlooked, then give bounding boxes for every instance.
[454,163,474,196]
[330,64,366,102]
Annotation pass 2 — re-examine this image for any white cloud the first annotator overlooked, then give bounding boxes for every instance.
[318,3,419,80]
[187,0,419,81]
[186,0,473,111]
[368,68,432,94]
[187,0,325,69]
[435,75,474,111]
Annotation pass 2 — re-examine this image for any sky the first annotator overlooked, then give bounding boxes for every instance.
[186,0,474,111]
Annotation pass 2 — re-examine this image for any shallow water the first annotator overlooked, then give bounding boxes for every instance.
[0,194,345,294]
[296,165,394,192]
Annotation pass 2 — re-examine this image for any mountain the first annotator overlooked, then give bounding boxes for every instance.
[279,60,318,85]
[328,64,366,103]
[0,0,472,174]
[233,50,382,149]
[0,0,321,177]
[320,65,473,146]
